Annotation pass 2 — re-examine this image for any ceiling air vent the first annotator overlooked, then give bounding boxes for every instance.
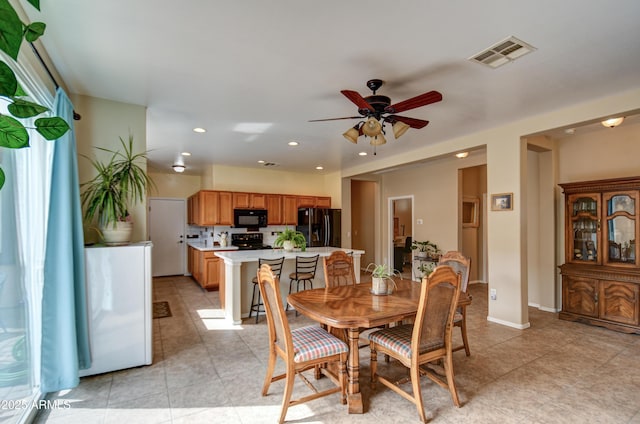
[469,36,536,69]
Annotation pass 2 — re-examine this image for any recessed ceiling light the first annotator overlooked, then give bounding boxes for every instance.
[257,160,265,164]
[455,152,469,158]
[181,151,192,156]
[193,127,206,133]
[564,128,575,135]
[359,152,367,156]
[288,141,299,146]
[316,166,324,170]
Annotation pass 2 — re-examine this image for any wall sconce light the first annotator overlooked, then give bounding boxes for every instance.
[601,117,624,128]
[172,164,186,173]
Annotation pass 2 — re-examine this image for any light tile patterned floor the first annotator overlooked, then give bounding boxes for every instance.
[33,275,640,424]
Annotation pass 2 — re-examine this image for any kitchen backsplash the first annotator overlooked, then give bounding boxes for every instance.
[187,225,291,247]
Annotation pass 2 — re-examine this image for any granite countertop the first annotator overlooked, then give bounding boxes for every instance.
[187,241,239,251]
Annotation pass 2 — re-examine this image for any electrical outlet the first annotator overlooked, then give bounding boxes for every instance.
[490,288,497,300]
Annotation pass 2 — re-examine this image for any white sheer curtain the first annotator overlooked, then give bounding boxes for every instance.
[0,54,55,423]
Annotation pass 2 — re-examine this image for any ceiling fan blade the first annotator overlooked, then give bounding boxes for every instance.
[308,116,362,122]
[341,90,375,112]
[388,115,430,129]
[385,90,442,114]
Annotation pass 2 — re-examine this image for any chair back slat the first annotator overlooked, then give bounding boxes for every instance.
[293,254,319,278]
[323,251,356,289]
[258,264,293,356]
[259,257,285,280]
[438,251,471,293]
[412,265,461,356]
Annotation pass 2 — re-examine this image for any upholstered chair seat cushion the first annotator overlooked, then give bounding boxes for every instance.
[291,325,349,362]
[368,324,444,359]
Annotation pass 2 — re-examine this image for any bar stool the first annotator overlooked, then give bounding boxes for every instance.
[286,254,319,315]
[249,257,284,323]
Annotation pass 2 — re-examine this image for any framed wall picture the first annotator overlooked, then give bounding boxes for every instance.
[491,193,513,211]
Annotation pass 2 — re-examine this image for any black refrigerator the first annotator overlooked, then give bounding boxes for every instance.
[297,208,341,248]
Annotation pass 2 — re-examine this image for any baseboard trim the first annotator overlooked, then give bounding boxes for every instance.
[487,315,531,330]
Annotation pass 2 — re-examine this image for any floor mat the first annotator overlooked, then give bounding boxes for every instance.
[153,301,172,319]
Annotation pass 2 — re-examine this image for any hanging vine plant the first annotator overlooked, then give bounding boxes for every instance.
[0,0,70,189]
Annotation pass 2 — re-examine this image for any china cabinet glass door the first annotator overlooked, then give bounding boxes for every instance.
[603,191,638,266]
[567,193,600,264]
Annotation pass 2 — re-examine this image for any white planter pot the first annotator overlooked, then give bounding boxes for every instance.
[283,240,295,252]
[100,221,133,246]
[371,277,387,295]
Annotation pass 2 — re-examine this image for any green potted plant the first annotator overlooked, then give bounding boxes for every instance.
[366,262,401,295]
[417,261,436,280]
[80,134,155,245]
[411,240,441,259]
[273,227,307,252]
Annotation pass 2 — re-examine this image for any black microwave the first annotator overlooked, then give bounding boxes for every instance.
[234,209,268,228]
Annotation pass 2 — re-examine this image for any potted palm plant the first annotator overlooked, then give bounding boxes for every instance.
[273,227,307,252]
[366,263,401,295]
[80,134,155,245]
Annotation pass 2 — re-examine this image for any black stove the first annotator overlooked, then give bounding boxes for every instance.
[231,233,272,250]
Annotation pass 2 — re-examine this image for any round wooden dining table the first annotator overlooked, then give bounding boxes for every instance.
[287,279,422,414]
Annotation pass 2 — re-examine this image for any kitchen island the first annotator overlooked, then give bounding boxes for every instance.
[215,247,364,324]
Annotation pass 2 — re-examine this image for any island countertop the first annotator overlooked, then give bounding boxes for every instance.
[215,247,365,324]
[187,241,239,252]
[214,246,364,263]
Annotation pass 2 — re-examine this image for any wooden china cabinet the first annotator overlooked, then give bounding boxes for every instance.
[559,176,640,334]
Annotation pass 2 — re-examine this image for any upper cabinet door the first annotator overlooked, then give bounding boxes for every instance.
[603,190,638,267]
[566,193,601,265]
[232,192,250,209]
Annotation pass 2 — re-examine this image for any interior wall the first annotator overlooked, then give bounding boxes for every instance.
[351,180,376,267]
[381,153,487,266]
[148,171,202,198]
[71,94,147,242]
[200,164,342,205]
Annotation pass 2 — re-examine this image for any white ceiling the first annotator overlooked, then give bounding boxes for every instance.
[21,0,640,175]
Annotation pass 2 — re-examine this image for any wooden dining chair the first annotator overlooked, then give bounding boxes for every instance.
[257,264,348,424]
[438,251,472,356]
[368,265,462,423]
[323,250,356,289]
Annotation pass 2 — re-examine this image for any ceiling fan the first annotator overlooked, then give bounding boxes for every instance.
[310,79,442,147]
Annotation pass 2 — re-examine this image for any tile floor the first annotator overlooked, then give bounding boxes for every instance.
[34,275,640,424]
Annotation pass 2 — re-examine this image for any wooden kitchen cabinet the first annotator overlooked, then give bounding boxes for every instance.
[266,194,283,225]
[190,190,233,226]
[282,195,298,225]
[296,195,331,208]
[232,192,267,209]
[559,176,640,334]
[189,247,228,293]
[315,196,331,208]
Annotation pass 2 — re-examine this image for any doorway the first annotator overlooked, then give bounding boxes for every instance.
[459,165,487,283]
[390,196,413,279]
[148,198,186,277]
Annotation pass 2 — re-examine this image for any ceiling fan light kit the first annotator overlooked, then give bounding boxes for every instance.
[370,133,387,146]
[343,126,360,144]
[311,79,442,149]
[392,121,411,139]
